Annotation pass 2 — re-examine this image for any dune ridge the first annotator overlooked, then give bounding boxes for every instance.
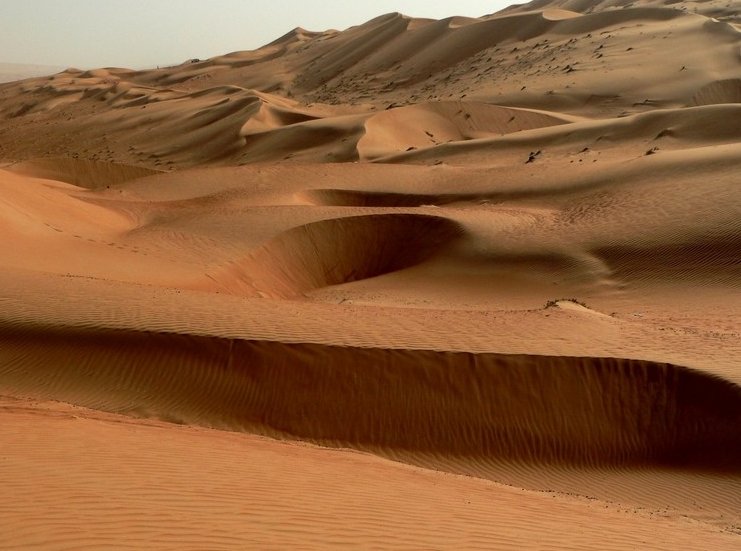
[2,0,740,166]
[4,398,739,551]
[2,321,739,470]
[6,157,161,189]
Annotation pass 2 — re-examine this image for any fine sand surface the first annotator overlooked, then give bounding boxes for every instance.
[0,0,739,548]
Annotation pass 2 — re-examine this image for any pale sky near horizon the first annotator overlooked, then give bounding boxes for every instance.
[1,1,516,69]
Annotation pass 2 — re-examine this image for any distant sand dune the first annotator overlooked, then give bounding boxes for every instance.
[380,104,741,164]
[358,102,575,159]
[7,157,161,189]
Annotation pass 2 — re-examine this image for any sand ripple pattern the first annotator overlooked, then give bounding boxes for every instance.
[1,323,739,469]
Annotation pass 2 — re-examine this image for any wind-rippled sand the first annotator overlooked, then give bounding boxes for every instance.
[0,0,739,548]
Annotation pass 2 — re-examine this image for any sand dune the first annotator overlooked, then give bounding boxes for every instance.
[1,0,739,548]
[2,0,739,166]
[504,0,741,22]
[358,102,576,159]
[693,77,741,105]
[6,157,161,189]
[1,322,739,468]
[380,103,741,164]
[4,399,739,551]
[199,214,463,298]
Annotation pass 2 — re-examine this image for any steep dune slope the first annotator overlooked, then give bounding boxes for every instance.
[3,398,739,551]
[2,323,739,469]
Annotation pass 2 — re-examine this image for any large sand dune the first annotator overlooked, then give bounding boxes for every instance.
[0,0,739,548]
[4,398,739,551]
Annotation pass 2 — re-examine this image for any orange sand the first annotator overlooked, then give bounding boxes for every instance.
[0,0,739,548]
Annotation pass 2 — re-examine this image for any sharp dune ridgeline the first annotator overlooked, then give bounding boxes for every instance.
[0,0,740,549]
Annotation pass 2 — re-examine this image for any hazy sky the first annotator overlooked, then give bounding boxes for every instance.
[1,1,516,69]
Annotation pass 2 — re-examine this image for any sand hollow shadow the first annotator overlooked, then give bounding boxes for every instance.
[1,325,739,471]
[202,213,464,298]
[298,188,476,207]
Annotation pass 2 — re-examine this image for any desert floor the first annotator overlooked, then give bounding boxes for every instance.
[1,0,739,548]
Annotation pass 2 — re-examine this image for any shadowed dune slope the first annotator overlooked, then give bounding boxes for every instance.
[299,188,459,207]
[2,1,739,169]
[380,103,741,164]
[594,239,741,285]
[200,214,463,298]
[7,158,161,189]
[3,399,739,551]
[0,74,351,166]
[1,323,739,470]
[692,78,741,105]
[358,102,576,159]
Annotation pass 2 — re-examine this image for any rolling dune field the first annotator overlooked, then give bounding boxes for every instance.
[1,0,739,548]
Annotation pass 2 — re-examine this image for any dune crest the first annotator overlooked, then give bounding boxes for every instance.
[2,322,740,469]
